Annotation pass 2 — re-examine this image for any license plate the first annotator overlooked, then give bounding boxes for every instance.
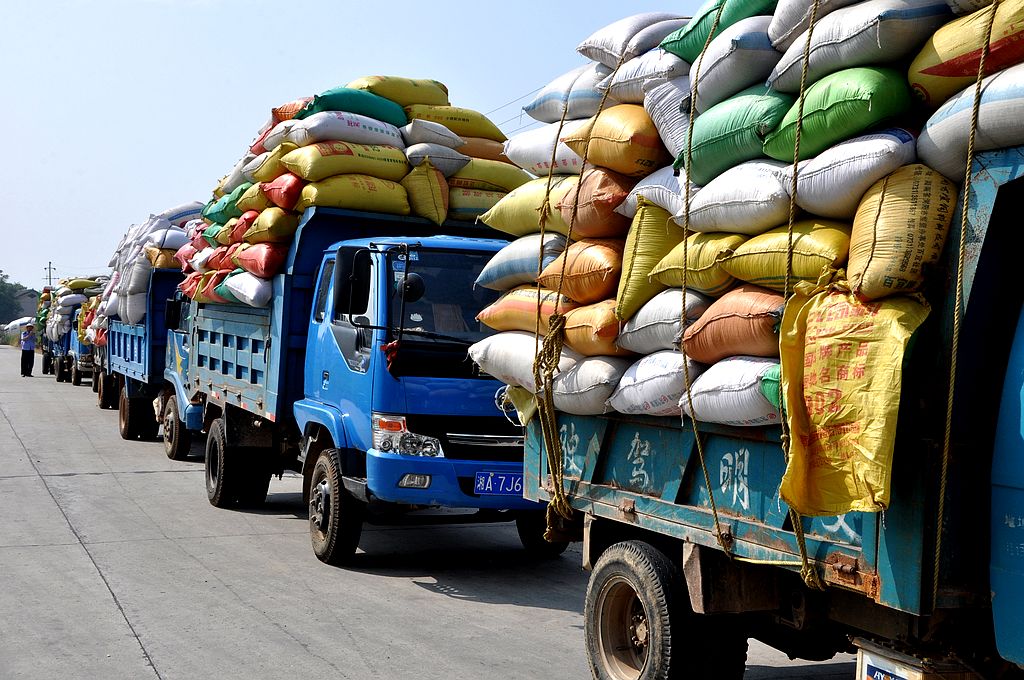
[474,471,524,496]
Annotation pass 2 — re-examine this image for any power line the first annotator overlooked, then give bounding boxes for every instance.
[484,86,543,116]
[503,119,547,136]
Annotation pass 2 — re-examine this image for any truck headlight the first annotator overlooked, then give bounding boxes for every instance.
[372,413,444,457]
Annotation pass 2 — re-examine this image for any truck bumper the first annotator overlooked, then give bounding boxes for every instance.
[365,449,539,510]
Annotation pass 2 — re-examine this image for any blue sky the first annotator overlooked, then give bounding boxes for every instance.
[0,0,700,292]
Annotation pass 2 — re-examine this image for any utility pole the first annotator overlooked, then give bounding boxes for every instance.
[43,262,56,289]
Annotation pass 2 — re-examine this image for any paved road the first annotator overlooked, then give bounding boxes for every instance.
[0,346,855,679]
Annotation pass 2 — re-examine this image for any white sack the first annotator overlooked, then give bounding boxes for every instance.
[617,288,712,355]
[400,119,465,148]
[503,119,587,176]
[680,355,781,426]
[616,165,699,218]
[145,227,189,251]
[918,62,1024,180]
[221,155,253,194]
[190,247,217,274]
[769,0,860,51]
[262,119,299,152]
[643,76,692,158]
[552,356,632,415]
[225,272,273,308]
[788,128,917,219]
[286,111,404,148]
[577,13,688,68]
[769,0,953,93]
[123,292,147,326]
[156,201,204,227]
[126,255,153,295]
[523,63,613,124]
[105,292,121,318]
[609,351,707,416]
[681,160,790,234]
[599,49,690,104]
[475,233,568,291]
[692,16,780,114]
[405,143,471,177]
[468,331,581,393]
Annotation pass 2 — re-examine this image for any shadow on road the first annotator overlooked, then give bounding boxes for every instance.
[745,661,856,678]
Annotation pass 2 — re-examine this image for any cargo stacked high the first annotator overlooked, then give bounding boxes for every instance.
[473,3,1024,677]
[145,76,560,565]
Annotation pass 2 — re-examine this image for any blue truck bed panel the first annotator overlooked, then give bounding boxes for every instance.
[192,304,273,418]
[108,269,181,384]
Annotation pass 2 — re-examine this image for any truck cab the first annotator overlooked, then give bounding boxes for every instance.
[295,236,551,564]
[67,307,93,387]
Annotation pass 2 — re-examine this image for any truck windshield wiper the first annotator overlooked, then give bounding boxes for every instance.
[397,329,474,346]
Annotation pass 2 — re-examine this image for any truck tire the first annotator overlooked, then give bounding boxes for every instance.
[118,385,158,440]
[42,353,53,375]
[516,510,569,558]
[97,371,117,409]
[71,362,82,386]
[91,368,99,393]
[205,419,240,508]
[55,358,67,383]
[309,448,364,565]
[162,395,192,461]
[584,541,748,680]
[238,464,273,508]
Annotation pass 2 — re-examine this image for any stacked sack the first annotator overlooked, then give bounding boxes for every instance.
[34,289,51,336]
[472,1,979,427]
[45,276,107,343]
[180,76,524,309]
[88,201,203,346]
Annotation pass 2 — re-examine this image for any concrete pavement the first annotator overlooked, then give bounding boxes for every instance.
[0,346,855,679]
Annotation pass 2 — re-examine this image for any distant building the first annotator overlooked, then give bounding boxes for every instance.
[14,289,38,318]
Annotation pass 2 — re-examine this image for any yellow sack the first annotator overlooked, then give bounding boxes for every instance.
[848,164,956,300]
[401,160,449,226]
[145,246,178,269]
[64,278,97,290]
[719,219,851,292]
[448,188,506,222]
[779,282,929,516]
[281,141,409,182]
[405,104,507,142]
[217,218,238,246]
[230,242,251,268]
[243,207,300,244]
[616,198,685,320]
[296,174,410,215]
[909,0,1024,108]
[479,176,578,236]
[236,182,273,213]
[651,232,747,297]
[251,142,298,183]
[562,105,672,178]
[448,159,532,193]
[476,286,578,334]
[347,75,450,107]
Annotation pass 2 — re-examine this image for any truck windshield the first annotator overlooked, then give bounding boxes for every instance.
[387,248,499,344]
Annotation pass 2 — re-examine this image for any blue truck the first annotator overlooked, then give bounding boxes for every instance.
[162,208,559,564]
[66,307,93,387]
[97,269,182,442]
[46,305,81,384]
[523,146,1024,678]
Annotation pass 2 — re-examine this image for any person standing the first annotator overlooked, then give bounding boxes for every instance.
[20,324,36,377]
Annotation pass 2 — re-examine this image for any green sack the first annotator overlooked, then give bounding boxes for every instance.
[205,181,251,224]
[763,67,912,162]
[759,362,782,411]
[214,269,244,304]
[660,0,779,63]
[203,224,225,248]
[293,86,408,127]
[675,85,794,186]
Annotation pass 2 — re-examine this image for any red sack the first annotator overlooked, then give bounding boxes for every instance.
[250,124,273,155]
[175,244,198,272]
[235,242,289,278]
[231,210,260,243]
[199,269,234,304]
[272,97,312,124]
[205,246,234,271]
[262,173,305,211]
[179,272,203,299]
[95,328,107,347]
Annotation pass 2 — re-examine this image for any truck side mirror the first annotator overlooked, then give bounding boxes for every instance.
[164,299,180,330]
[396,272,425,303]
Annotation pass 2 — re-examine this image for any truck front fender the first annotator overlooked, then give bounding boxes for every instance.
[294,399,352,460]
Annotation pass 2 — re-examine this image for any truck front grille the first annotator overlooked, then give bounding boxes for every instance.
[403,415,524,462]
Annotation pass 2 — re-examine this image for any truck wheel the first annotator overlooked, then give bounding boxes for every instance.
[42,353,53,375]
[585,541,748,680]
[205,419,240,508]
[98,371,114,409]
[71,362,82,386]
[91,368,99,393]
[118,386,156,440]
[162,395,192,461]
[516,510,569,558]
[238,465,273,508]
[54,358,66,382]
[309,448,364,565]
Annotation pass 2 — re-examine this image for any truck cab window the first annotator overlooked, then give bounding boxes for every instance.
[334,249,372,322]
[313,260,335,323]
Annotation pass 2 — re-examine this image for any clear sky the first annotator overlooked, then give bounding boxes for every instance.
[0,0,700,291]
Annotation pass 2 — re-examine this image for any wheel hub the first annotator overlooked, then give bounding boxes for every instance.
[630,612,649,650]
[310,480,331,532]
